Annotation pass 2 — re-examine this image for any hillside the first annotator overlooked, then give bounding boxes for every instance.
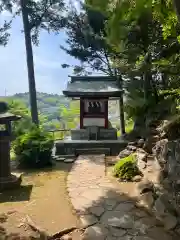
[1,92,120,130]
[3,92,71,122]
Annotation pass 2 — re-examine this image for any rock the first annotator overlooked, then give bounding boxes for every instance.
[109,227,126,237]
[137,139,145,148]
[162,178,171,190]
[152,139,168,165]
[128,142,137,146]
[0,225,6,235]
[61,235,72,240]
[153,194,177,230]
[143,135,159,153]
[136,149,148,172]
[150,128,159,135]
[117,236,133,240]
[0,213,8,223]
[132,175,142,182]
[136,179,154,195]
[106,236,117,240]
[138,192,154,209]
[103,199,117,210]
[136,149,148,162]
[152,135,160,142]
[131,209,148,218]
[80,214,98,228]
[163,214,177,230]
[114,202,135,212]
[83,224,108,240]
[176,179,180,185]
[175,227,180,235]
[153,197,166,216]
[89,206,105,217]
[133,219,152,234]
[100,212,134,229]
[127,145,137,151]
[107,236,132,240]
[133,237,154,240]
[118,149,132,159]
[155,193,177,215]
[137,160,146,171]
[56,157,66,161]
[147,227,174,240]
[64,159,75,163]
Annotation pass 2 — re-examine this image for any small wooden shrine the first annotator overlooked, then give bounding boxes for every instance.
[63,76,122,141]
[55,75,127,156]
[0,102,22,191]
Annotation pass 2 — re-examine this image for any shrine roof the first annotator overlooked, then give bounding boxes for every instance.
[63,76,122,98]
[0,112,21,123]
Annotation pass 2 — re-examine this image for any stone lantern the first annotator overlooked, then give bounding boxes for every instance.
[0,102,22,191]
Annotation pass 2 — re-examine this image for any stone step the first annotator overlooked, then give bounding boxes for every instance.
[53,154,76,161]
[76,148,110,156]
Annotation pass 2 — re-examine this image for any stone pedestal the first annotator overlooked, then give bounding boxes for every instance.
[0,138,22,191]
[0,173,22,191]
[0,138,11,178]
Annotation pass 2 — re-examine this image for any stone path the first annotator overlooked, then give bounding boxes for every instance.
[67,155,179,240]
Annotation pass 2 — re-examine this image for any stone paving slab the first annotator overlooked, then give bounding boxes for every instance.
[67,155,178,240]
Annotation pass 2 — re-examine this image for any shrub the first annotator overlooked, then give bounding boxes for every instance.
[113,154,141,181]
[14,126,54,169]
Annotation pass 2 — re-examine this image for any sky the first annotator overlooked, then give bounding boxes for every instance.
[0,2,80,96]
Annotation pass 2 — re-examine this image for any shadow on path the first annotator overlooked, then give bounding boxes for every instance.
[67,155,179,240]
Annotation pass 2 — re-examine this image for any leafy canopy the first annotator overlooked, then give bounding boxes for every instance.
[0,0,66,45]
[86,0,179,46]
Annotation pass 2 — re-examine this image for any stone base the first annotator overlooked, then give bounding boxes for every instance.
[0,173,22,191]
[55,138,128,156]
[71,128,118,140]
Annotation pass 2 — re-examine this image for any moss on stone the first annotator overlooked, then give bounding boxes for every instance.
[113,154,141,181]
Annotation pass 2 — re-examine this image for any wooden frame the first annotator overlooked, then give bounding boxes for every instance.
[80,97,108,129]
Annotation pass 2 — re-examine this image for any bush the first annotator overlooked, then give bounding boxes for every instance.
[113,154,141,181]
[14,126,54,169]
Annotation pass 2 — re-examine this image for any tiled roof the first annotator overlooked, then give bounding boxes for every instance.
[63,76,122,97]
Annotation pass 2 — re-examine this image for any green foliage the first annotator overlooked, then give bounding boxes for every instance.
[0,1,12,46]
[87,0,180,106]
[87,0,178,43]
[14,126,53,169]
[3,93,71,132]
[117,119,134,137]
[60,101,80,130]
[0,98,33,137]
[113,154,140,181]
[62,4,116,76]
[1,0,66,45]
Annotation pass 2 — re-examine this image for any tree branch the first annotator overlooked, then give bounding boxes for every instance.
[29,0,49,30]
[103,50,114,76]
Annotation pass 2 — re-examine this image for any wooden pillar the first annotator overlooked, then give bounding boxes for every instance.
[105,100,108,128]
[80,98,84,129]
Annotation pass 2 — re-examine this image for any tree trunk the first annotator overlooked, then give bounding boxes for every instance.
[143,71,152,101]
[143,53,152,102]
[119,94,125,135]
[161,72,167,89]
[116,75,125,135]
[21,0,39,125]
